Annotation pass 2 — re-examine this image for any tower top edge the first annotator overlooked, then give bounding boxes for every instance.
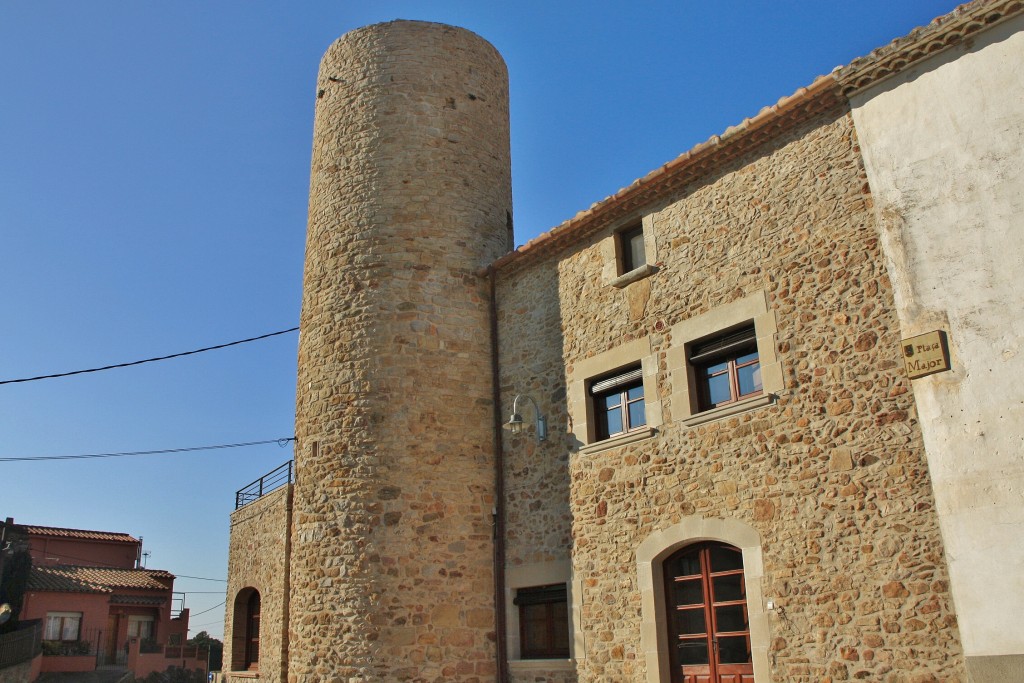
[323,19,505,70]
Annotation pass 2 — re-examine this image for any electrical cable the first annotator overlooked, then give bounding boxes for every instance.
[175,574,228,582]
[189,601,225,617]
[0,437,294,463]
[188,619,225,629]
[0,327,299,385]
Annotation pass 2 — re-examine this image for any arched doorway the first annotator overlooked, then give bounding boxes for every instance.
[663,542,753,683]
[231,588,261,672]
[244,590,260,670]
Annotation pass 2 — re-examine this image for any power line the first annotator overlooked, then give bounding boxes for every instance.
[189,619,225,629]
[189,601,226,617]
[0,327,299,385]
[0,437,294,463]
[176,574,228,582]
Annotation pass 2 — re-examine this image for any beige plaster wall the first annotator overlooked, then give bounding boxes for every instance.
[225,485,291,683]
[497,109,965,682]
[850,13,1024,679]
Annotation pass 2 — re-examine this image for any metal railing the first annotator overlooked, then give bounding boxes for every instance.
[235,460,293,509]
[0,619,42,669]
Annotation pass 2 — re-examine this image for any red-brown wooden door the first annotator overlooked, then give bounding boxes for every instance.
[245,591,260,670]
[665,542,754,683]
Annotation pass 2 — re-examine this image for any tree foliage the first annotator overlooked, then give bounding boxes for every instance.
[188,630,223,671]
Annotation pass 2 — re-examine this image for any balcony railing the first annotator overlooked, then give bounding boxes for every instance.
[235,460,293,509]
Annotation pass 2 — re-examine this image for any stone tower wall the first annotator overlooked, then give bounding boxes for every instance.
[289,21,511,682]
[225,485,291,683]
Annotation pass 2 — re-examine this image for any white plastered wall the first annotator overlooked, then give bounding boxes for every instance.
[850,13,1024,671]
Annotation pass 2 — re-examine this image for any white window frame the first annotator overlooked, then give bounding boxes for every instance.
[44,612,82,641]
[128,615,155,639]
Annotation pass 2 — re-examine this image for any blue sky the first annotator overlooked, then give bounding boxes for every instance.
[0,1,957,640]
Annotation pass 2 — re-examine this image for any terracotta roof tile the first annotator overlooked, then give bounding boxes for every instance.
[22,525,138,544]
[836,0,1024,95]
[28,565,173,594]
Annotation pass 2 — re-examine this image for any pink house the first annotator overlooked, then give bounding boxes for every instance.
[3,520,203,679]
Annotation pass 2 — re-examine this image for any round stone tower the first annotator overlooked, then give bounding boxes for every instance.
[289,21,511,681]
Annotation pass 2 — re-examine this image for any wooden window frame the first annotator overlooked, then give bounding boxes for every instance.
[690,325,762,412]
[618,223,647,274]
[591,367,646,441]
[514,584,569,660]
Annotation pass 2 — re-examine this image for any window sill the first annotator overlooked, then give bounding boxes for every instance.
[509,658,576,671]
[610,263,657,289]
[680,394,775,427]
[578,427,656,455]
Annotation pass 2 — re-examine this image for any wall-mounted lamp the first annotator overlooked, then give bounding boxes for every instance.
[504,394,548,442]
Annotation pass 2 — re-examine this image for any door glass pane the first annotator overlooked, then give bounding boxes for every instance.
[672,578,703,606]
[627,400,646,429]
[669,551,701,577]
[709,545,743,572]
[737,361,762,396]
[675,607,707,635]
[677,639,710,665]
[712,573,744,602]
[717,635,752,664]
[714,604,748,633]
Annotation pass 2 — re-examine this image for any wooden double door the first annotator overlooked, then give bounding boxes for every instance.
[665,542,754,683]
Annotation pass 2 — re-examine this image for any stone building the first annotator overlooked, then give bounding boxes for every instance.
[223,1,1024,681]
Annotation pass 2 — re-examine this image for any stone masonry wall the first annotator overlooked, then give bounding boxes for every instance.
[289,21,512,682]
[225,484,291,683]
[497,256,577,683]
[497,109,965,682]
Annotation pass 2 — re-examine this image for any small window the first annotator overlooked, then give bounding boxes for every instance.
[618,223,646,273]
[591,367,646,440]
[690,325,762,411]
[44,612,81,641]
[514,584,569,659]
[128,615,154,639]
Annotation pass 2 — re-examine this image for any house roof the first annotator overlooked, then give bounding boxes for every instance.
[28,565,174,594]
[21,524,139,544]
[489,0,1024,274]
